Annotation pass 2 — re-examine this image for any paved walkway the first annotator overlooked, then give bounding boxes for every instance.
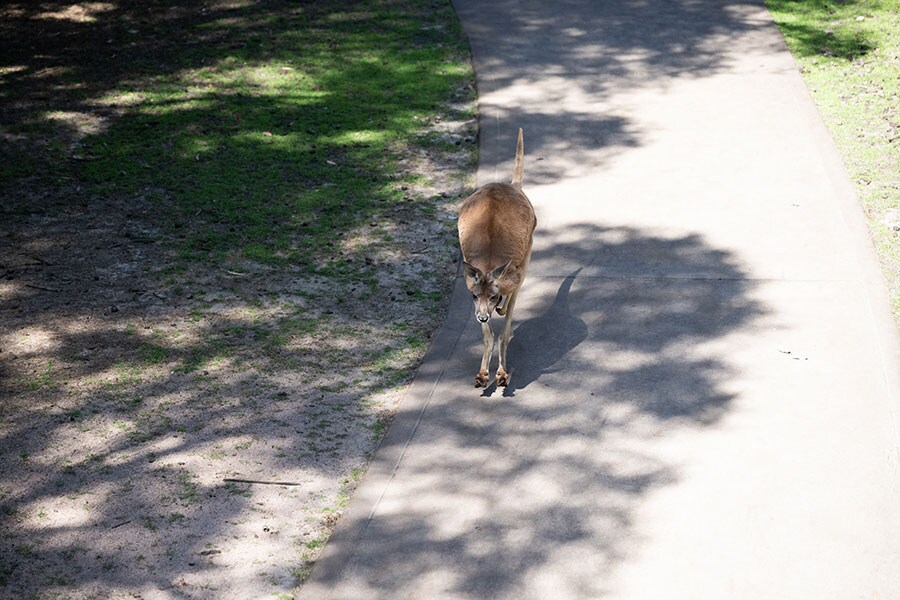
[300,1,900,597]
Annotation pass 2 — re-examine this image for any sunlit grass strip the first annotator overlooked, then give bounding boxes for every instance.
[767,0,900,320]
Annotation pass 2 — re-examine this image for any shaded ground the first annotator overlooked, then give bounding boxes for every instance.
[0,1,475,598]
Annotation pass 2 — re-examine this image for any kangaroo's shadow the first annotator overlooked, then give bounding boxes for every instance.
[498,269,587,397]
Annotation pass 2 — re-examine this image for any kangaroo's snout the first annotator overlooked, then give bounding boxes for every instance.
[474,297,493,322]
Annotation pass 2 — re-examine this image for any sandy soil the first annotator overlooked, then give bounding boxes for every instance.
[0,104,476,599]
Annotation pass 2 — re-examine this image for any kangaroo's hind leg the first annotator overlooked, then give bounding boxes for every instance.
[496,291,518,387]
[497,244,531,387]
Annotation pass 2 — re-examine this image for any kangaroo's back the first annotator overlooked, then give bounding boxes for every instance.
[458,183,534,269]
[458,129,535,274]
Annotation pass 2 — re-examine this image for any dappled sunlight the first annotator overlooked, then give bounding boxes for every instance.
[306,214,770,595]
[44,110,110,138]
[22,501,96,531]
[28,65,75,80]
[0,281,18,303]
[1,247,460,597]
[0,64,27,77]
[465,0,793,188]
[230,129,308,150]
[328,129,391,146]
[35,2,116,23]
[1,323,62,356]
[91,90,144,109]
[208,0,258,11]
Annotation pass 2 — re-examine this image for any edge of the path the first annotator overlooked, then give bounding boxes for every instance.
[296,273,474,597]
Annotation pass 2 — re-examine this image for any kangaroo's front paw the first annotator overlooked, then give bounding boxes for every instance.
[474,370,490,388]
[496,369,510,387]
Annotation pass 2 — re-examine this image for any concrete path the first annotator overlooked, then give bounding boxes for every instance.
[300,1,900,597]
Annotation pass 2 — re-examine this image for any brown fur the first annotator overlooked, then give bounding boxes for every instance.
[458,183,536,290]
[457,129,536,387]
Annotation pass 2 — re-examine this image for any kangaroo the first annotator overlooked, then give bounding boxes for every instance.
[458,128,536,388]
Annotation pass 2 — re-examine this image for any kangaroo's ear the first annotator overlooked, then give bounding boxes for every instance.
[490,260,513,281]
[463,261,481,281]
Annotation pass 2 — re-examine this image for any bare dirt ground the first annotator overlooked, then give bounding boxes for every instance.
[0,125,475,600]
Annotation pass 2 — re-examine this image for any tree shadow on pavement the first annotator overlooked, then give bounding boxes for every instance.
[300,0,783,590]
[306,222,769,598]
[460,0,783,186]
[499,268,587,397]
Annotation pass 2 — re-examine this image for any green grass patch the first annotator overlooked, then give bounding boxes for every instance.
[139,343,171,365]
[0,0,473,268]
[27,361,59,392]
[103,361,145,389]
[766,0,900,321]
[177,471,200,503]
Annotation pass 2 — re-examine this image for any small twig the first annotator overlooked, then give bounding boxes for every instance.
[109,519,132,530]
[24,283,61,292]
[224,270,248,277]
[223,477,303,486]
[20,253,53,266]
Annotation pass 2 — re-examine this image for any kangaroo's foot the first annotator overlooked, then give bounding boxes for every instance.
[474,370,490,388]
[496,369,510,387]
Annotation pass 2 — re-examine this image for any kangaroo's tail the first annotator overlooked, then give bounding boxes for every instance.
[511,128,524,188]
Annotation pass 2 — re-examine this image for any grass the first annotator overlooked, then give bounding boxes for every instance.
[27,361,59,392]
[766,0,900,320]
[0,0,473,268]
[176,471,199,503]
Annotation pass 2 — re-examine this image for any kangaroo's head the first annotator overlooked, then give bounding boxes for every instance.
[463,260,512,323]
